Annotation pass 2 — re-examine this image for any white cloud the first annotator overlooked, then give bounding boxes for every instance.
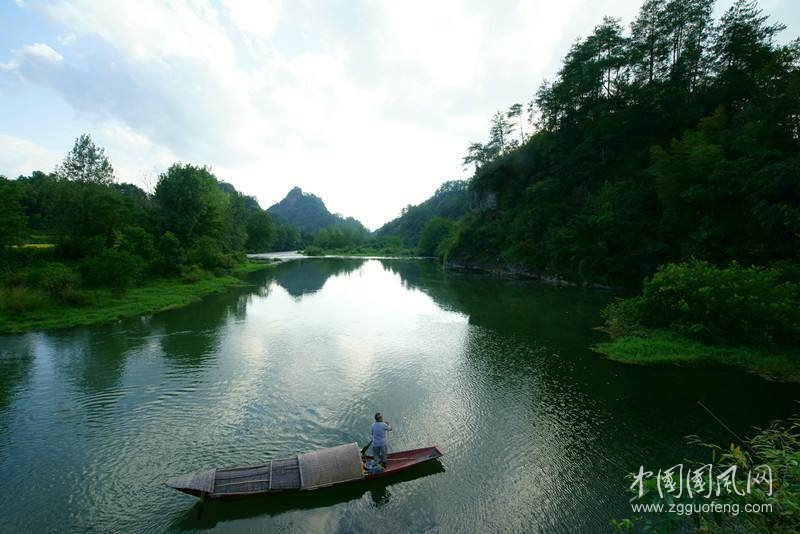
[3,0,798,228]
[0,134,61,178]
[1,42,63,71]
[222,0,282,38]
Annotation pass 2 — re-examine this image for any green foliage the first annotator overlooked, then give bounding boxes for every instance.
[303,245,324,256]
[377,180,469,249]
[267,186,368,239]
[180,265,211,284]
[271,221,301,251]
[447,0,799,287]
[246,210,273,252]
[601,296,645,338]
[187,237,235,272]
[417,217,455,257]
[0,286,49,315]
[155,231,184,275]
[30,263,80,301]
[117,226,156,266]
[614,413,800,533]
[603,261,800,346]
[55,134,115,184]
[311,225,366,251]
[0,176,28,252]
[81,248,145,292]
[154,164,230,245]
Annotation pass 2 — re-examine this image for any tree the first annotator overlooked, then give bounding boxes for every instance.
[418,217,455,257]
[630,0,669,85]
[488,110,515,155]
[0,177,28,251]
[507,103,525,144]
[56,134,115,184]
[712,0,785,107]
[154,164,229,246]
[246,211,274,252]
[463,142,489,172]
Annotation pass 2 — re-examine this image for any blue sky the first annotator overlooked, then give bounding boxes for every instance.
[1,0,798,229]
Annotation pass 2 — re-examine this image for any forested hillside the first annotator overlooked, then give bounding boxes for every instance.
[441,0,799,287]
[375,180,469,251]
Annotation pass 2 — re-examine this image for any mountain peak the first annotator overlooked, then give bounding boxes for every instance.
[267,187,366,235]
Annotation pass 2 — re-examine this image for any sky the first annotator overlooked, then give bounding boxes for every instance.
[1,0,798,230]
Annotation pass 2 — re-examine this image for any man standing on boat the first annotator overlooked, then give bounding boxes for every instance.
[371,412,393,468]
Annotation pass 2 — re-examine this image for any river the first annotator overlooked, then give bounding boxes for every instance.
[1,258,797,533]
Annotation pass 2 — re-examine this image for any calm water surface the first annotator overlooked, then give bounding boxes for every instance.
[1,259,798,533]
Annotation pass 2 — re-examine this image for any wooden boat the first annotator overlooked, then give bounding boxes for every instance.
[165,443,444,500]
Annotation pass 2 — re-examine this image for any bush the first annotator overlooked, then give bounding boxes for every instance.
[0,286,49,315]
[60,288,89,307]
[601,295,645,338]
[180,265,210,284]
[604,261,800,346]
[30,263,80,300]
[303,245,324,256]
[118,226,156,263]
[156,231,185,275]
[187,237,234,271]
[417,217,455,257]
[81,248,145,292]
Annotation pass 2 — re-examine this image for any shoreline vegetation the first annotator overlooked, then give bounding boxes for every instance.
[0,261,271,334]
[595,330,800,384]
[597,261,800,383]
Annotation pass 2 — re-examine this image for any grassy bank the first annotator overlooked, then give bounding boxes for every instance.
[595,330,800,383]
[0,261,272,334]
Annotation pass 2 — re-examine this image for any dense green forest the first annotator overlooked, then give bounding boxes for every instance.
[375,180,470,254]
[0,134,279,328]
[436,0,799,288]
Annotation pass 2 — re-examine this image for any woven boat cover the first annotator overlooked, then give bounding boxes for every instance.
[165,468,216,494]
[297,443,364,490]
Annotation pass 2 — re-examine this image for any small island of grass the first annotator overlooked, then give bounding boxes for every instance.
[596,261,800,383]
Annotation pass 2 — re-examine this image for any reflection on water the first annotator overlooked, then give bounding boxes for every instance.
[169,461,445,531]
[272,258,364,298]
[0,259,797,533]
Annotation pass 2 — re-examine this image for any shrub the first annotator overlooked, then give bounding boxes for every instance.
[156,231,185,275]
[30,263,80,300]
[303,245,324,256]
[118,226,156,263]
[0,286,49,315]
[60,288,90,307]
[417,217,455,257]
[81,248,145,292]
[187,237,234,271]
[604,260,800,346]
[601,295,645,338]
[180,265,210,284]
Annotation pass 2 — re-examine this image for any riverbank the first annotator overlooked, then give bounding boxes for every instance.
[0,261,272,334]
[444,259,626,290]
[594,330,800,383]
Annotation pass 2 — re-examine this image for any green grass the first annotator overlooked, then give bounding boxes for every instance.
[0,261,272,334]
[595,329,800,383]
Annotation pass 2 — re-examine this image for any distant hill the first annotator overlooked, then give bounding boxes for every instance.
[266,187,367,236]
[376,180,469,248]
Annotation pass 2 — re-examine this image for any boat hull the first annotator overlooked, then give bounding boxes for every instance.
[166,445,444,501]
